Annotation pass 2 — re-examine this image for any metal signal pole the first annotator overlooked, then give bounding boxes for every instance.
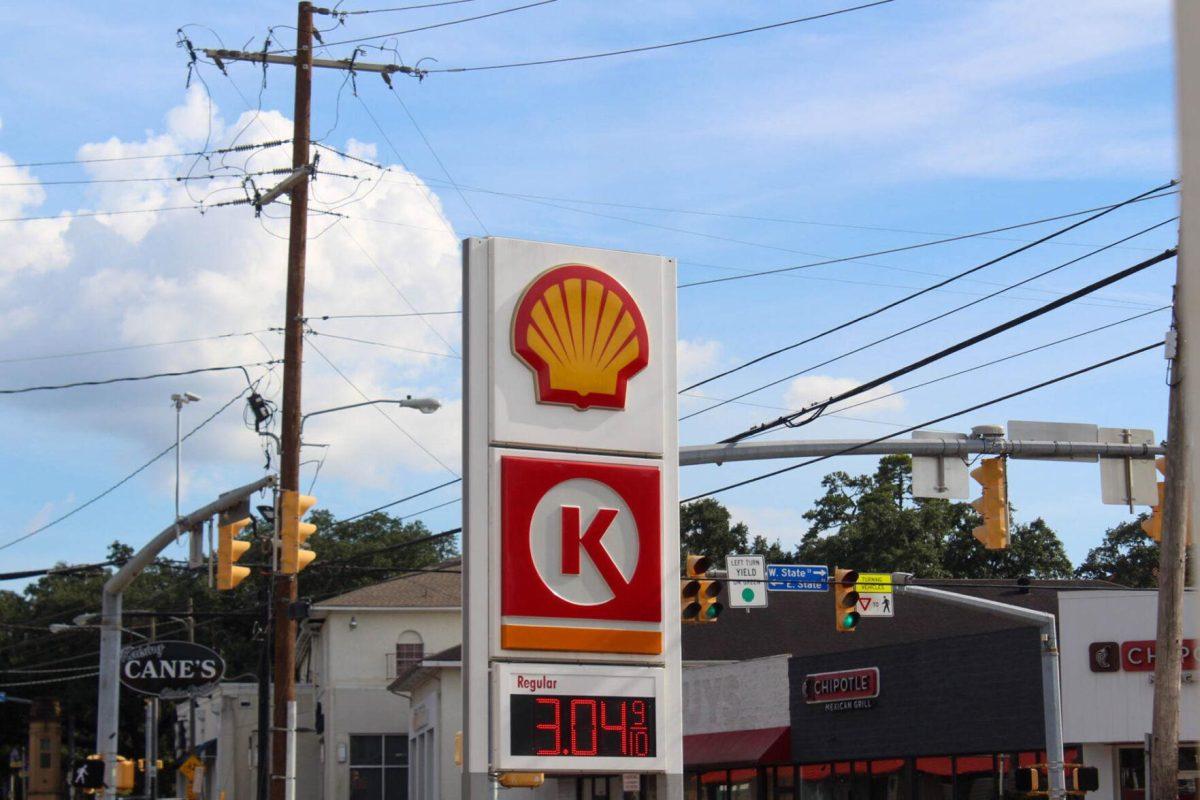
[273,5,313,800]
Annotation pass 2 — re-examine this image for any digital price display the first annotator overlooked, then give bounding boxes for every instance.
[493,662,666,772]
[510,695,656,757]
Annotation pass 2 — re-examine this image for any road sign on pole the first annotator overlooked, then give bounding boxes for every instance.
[727,555,767,608]
[854,573,894,618]
[766,564,828,592]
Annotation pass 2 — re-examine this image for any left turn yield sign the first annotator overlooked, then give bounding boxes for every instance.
[500,455,662,655]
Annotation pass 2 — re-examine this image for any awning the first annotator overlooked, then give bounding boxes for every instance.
[684,727,790,767]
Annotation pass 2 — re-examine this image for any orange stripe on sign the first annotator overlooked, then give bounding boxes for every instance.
[501,624,662,655]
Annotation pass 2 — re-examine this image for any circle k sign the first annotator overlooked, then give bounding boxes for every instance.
[500,455,662,655]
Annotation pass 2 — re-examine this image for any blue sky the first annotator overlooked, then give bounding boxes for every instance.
[0,0,1179,586]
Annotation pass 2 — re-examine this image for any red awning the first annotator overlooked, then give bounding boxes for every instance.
[684,727,791,767]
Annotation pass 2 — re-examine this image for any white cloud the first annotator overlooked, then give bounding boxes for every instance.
[676,337,721,385]
[726,504,810,552]
[0,90,464,490]
[784,375,905,417]
[729,0,1172,180]
[0,153,72,285]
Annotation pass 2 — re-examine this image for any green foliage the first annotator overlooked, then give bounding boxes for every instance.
[1074,517,1166,588]
[679,498,748,565]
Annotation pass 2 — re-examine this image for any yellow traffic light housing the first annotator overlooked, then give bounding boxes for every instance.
[1141,457,1167,542]
[216,508,252,590]
[834,567,860,632]
[681,555,722,623]
[280,490,317,574]
[115,757,134,795]
[497,773,545,789]
[970,456,1009,549]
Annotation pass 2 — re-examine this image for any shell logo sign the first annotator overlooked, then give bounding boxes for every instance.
[512,264,649,410]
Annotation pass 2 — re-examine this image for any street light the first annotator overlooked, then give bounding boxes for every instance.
[299,396,440,434]
[171,392,202,562]
[49,622,149,640]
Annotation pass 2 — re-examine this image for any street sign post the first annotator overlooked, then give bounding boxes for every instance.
[727,555,767,608]
[855,574,894,618]
[766,564,829,592]
[463,238,680,797]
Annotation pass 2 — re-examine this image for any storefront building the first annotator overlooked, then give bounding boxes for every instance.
[1059,590,1198,800]
[680,580,1101,800]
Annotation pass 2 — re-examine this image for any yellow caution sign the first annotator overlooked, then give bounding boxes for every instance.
[855,573,893,594]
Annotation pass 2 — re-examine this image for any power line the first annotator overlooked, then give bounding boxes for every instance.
[0,672,99,688]
[0,386,253,552]
[385,85,490,235]
[0,359,279,395]
[0,559,120,582]
[304,311,461,320]
[307,328,460,359]
[303,335,460,476]
[722,248,1177,443]
[336,479,462,525]
[682,342,1162,503]
[335,0,482,14]
[0,139,291,170]
[678,185,1178,288]
[281,0,558,51]
[318,527,461,565]
[0,330,274,365]
[680,215,1177,417]
[424,0,895,73]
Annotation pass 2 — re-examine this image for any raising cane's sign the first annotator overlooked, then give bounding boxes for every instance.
[119,640,225,699]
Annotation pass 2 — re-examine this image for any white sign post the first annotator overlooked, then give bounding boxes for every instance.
[727,555,767,609]
[463,238,680,797]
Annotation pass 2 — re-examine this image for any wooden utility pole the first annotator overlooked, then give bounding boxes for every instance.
[1159,4,1200,798]
[273,5,313,800]
[202,9,421,798]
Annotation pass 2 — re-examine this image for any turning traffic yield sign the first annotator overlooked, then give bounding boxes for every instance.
[500,455,663,654]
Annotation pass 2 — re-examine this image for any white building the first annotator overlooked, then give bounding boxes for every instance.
[1059,590,1199,800]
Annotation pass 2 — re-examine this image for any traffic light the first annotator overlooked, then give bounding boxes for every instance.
[280,490,317,574]
[497,773,545,789]
[681,555,723,623]
[1069,766,1100,793]
[216,505,252,591]
[834,567,860,632]
[970,456,1009,549]
[1015,764,1100,795]
[115,757,134,795]
[1142,457,1167,542]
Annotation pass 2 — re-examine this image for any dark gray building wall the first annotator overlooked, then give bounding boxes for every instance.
[789,626,1046,762]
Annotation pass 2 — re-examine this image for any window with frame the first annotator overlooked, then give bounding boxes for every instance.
[350,734,408,800]
[395,631,424,673]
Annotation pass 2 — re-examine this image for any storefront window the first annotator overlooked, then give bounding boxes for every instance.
[954,755,995,800]
[915,757,954,800]
[798,763,833,800]
[701,770,729,800]
[729,768,759,800]
[686,773,700,800]
[868,759,907,800]
[770,766,796,800]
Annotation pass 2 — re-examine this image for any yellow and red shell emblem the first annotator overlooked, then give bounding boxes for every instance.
[512,264,649,410]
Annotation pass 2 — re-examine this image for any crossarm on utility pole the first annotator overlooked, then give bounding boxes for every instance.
[202,48,424,77]
[255,166,310,211]
[891,575,1066,800]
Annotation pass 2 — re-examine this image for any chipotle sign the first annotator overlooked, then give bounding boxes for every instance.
[802,667,879,710]
[1088,640,1196,673]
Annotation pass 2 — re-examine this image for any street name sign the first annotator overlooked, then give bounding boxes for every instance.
[766,564,828,592]
[463,238,680,787]
[727,555,767,608]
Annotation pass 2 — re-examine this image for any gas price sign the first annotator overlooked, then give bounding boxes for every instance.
[493,662,666,772]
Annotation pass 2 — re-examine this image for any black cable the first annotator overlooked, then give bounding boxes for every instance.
[334,479,462,526]
[0,359,280,395]
[307,329,460,358]
[0,560,120,582]
[683,342,1163,503]
[722,248,1176,443]
[305,311,461,320]
[0,139,291,170]
[335,0,482,13]
[683,185,1175,394]
[679,184,1177,290]
[0,386,253,552]
[681,218,1177,422]
[425,0,894,73]
[316,529,461,565]
[0,330,273,365]
[275,0,557,52]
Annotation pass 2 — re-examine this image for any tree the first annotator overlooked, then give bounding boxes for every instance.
[679,499,749,565]
[1074,517,1166,588]
[943,516,1073,579]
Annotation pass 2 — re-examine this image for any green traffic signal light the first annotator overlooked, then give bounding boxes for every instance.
[842,611,860,630]
[705,601,724,620]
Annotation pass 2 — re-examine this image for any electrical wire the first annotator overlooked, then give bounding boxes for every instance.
[682,342,1163,503]
[723,248,1177,443]
[304,311,461,320]
[276,0,557,51]
[0,386,254,552]
[335,0,482,14]
[680,218,1178,422]
[0,672,99,688]
[0,140,290,170]
[678,184,1178,289]
[0,330,273,365]
[0,559,120,582]
[307,328,461,359]
[0,360,279,395]
[335,479,462,525]
[303,335,460,476]
[423,0,895,73]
